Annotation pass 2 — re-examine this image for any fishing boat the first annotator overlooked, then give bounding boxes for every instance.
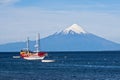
[20,33,47,60]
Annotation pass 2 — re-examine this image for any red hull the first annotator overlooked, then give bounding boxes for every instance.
[20,51,47,58]
[38,52,47,57]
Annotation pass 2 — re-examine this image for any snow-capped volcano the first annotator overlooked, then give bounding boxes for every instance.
[62,24,86,34]
[0,24,120,52]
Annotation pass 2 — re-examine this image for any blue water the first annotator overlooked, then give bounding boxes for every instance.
[0,51,120,80]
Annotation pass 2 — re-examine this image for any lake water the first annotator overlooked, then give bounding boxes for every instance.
[0,51,120,80]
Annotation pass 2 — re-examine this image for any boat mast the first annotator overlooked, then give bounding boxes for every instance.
[26,37,29,51]
[36,33,40,53]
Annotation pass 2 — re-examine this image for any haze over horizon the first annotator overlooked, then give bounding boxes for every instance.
[0,0,120,44]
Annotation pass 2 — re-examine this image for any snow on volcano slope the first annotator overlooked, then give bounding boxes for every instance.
[62,24,86,34]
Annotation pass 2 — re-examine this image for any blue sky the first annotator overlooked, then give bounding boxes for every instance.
[0,0,120,44]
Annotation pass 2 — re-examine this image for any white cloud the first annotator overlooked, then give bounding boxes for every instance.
[0,0,20,6]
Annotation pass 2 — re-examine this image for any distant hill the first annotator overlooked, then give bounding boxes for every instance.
[0,24,120,52]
